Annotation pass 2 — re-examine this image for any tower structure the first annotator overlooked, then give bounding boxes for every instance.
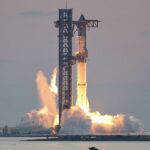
[55,9,73,125]
[55,9,99,128]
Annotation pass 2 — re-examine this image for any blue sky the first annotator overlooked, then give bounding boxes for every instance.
[0,0,150,130]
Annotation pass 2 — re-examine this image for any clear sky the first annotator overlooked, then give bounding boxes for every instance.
[0,0,150,130]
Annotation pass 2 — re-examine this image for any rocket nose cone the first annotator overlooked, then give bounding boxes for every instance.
[79,14,86,21]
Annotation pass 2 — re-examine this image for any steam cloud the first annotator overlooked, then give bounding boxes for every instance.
[19,68,144,134]
[61,106,143,134]
[36,70,57,126]
[91,114,143,133]
[18,69,57,129]
[19,110,49,129]
[61,106,92,134]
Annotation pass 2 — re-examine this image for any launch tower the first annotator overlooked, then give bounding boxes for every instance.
[55,9,73,125]
[55,9,99,127]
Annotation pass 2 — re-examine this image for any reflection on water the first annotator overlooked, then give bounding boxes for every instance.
[0,137,150,150]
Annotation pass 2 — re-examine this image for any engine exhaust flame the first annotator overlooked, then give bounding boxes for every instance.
[76,62,89,112]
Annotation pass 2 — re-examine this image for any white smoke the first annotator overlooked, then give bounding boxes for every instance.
[19,110,48,128]
[36,70,57,126]
[19,69,58,129]
[60,106,144,134]
[18,67,144,134]
[61,106,92,134]
[91,114,144,133]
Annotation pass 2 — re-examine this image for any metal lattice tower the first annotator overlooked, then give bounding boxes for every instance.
[55,9,73,125]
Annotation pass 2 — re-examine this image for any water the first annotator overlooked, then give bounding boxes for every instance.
[0,137,150,150]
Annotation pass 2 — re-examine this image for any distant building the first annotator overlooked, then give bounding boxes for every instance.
[2,125,8,136]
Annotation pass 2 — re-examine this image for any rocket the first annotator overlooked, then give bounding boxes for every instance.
[76,15,89,111]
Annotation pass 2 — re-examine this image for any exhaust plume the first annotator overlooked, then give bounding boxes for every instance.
[61,106,92,134]
[19,68,58,129]
[60,33,144,133]
[91,114,143,133]
[60,106,143,134]
[19,67,144,134]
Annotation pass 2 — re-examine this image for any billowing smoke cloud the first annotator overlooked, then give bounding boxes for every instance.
[19,110,49,129]
[60,106,144,134]
[91,114,143,133]
[61,106,92,134]
[18,69,58,129]
[18,67,144,134]
[36,70,57,126]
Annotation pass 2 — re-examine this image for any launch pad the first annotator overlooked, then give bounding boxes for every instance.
[54,9,99,127]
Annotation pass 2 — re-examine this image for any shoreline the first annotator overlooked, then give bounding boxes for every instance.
[1,134,150,141]
[1,134,149,141]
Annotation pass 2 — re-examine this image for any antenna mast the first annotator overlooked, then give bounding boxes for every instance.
[66,0,67,9]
